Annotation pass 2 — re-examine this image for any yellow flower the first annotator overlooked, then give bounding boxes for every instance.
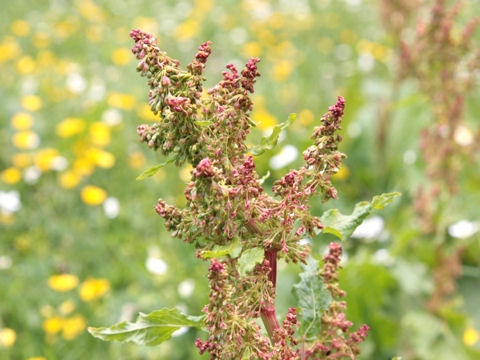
[128,152,146,169]
[111,48,131,66]
[59,171,81,189]
[56,118,86,138]
[89,122,111,147]
[11,20,31,37]
[107,92,135,110]
[174,20,199,41]
[16,56,36,74]
[12,131,39,149]
[33,32,51,48]
[81,185,107,206]
[332,165,350,180]
[132,17,158,35]
[77,0,105,22]
[253,109,278,131]
[179,165,192,182]
[298,109,314,127]
[79,278,110,301]
[1,167,21,184]
[34,148,60,171]
[194,0,214,13]
[26,357,47,360]
[268,12,286,29]
[62,315,86,340]
[0,37,20,63]
[137,104,158,121]
[48,274,79,292]
[59,300,76,316]
[21,95,42,111]
[464,327,479,347]
[87,148,115,168]
[54,20,77,39]
[0,328,16,348]
[42,316,63,334]
[11,112,33,130]
[271,60,294,82]
[242,42,262,58]
[12,153,31,168]
[73,158,94,176]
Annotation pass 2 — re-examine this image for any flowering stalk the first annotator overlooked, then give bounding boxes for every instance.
[86,29,403,360]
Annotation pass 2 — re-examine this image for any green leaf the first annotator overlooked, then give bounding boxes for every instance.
[320,192,401,241]
[293,257,332,340]
[136,159,175,181]
[200,238,242,259]
[88,308,204,346]
[238,248,264,276]
[249,113,296,156]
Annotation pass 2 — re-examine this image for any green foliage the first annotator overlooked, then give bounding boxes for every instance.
[320,192,401,240]
[88,308,204,346]
[237,248,265,276]
[136,159,175,180]
[293,257,332,340]
[199,238,242,259]
[249,114,296,156]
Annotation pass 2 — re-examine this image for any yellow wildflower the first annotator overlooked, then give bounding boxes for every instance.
[56,118,85,138]
[0,328,16,348]
[81,185,107,205]
[54,20,77,39]
[253,109,278,131]
[21,95,42,111]
[179,165,192,182]
[89,122,111,146]
[0,37,20,63]
[174,20,199,41]
[272,60,294,82]
[86,148,115,168]
[73,158,94,176]
[268,12,285,29]
[59,171,81,189]
[332,165,350,180]
[16,56,36,74]
[128,152,146,169]
[298,109,314,127]
[11,112,33,130]
[42,316,63,334]
[48,274,79,292]
[242,42,262,58]
[79,278,110,301]
[62,315,86,340]
[26,357,47,360]
[59,300,76,316]
[464,327,479,347]
[34,148,60,171]
[1,167,21,184]
[11,20,31,37]
[77,0,105,22]
[12,153,31,168]
[132,17,158,35]
[32,32,51,48]
[137,104,158,121]
[111,48,131,66]
[86,26,103,42]
[107,92,135,110]
[12,131,39,149]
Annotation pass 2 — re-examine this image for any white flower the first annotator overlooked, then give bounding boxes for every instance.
[0,191,21,214]
[103,197,120,219]
[448,220,479,239]
[146,257,168,275]
[66,72,87,94]
[23,166,41,184]
[0,256,12,270]
[454,125,474,147]
[178,279,195,298]
[352,215,384,239]
[102,108,123,126]
[269,145,299,170]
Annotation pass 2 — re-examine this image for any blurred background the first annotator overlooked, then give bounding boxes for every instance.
[0,0,479,359]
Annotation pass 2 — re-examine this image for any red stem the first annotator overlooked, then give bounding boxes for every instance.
[261,248,280,340]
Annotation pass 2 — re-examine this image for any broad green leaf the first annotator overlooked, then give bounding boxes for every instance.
[320,192,401,240]
[238,248,264,276]
[136,159,175,180]
[371,192,401,210]
[200,238,242,259]
[249,113,296,156]
[293,257,332,340]
[88,308,204,346]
